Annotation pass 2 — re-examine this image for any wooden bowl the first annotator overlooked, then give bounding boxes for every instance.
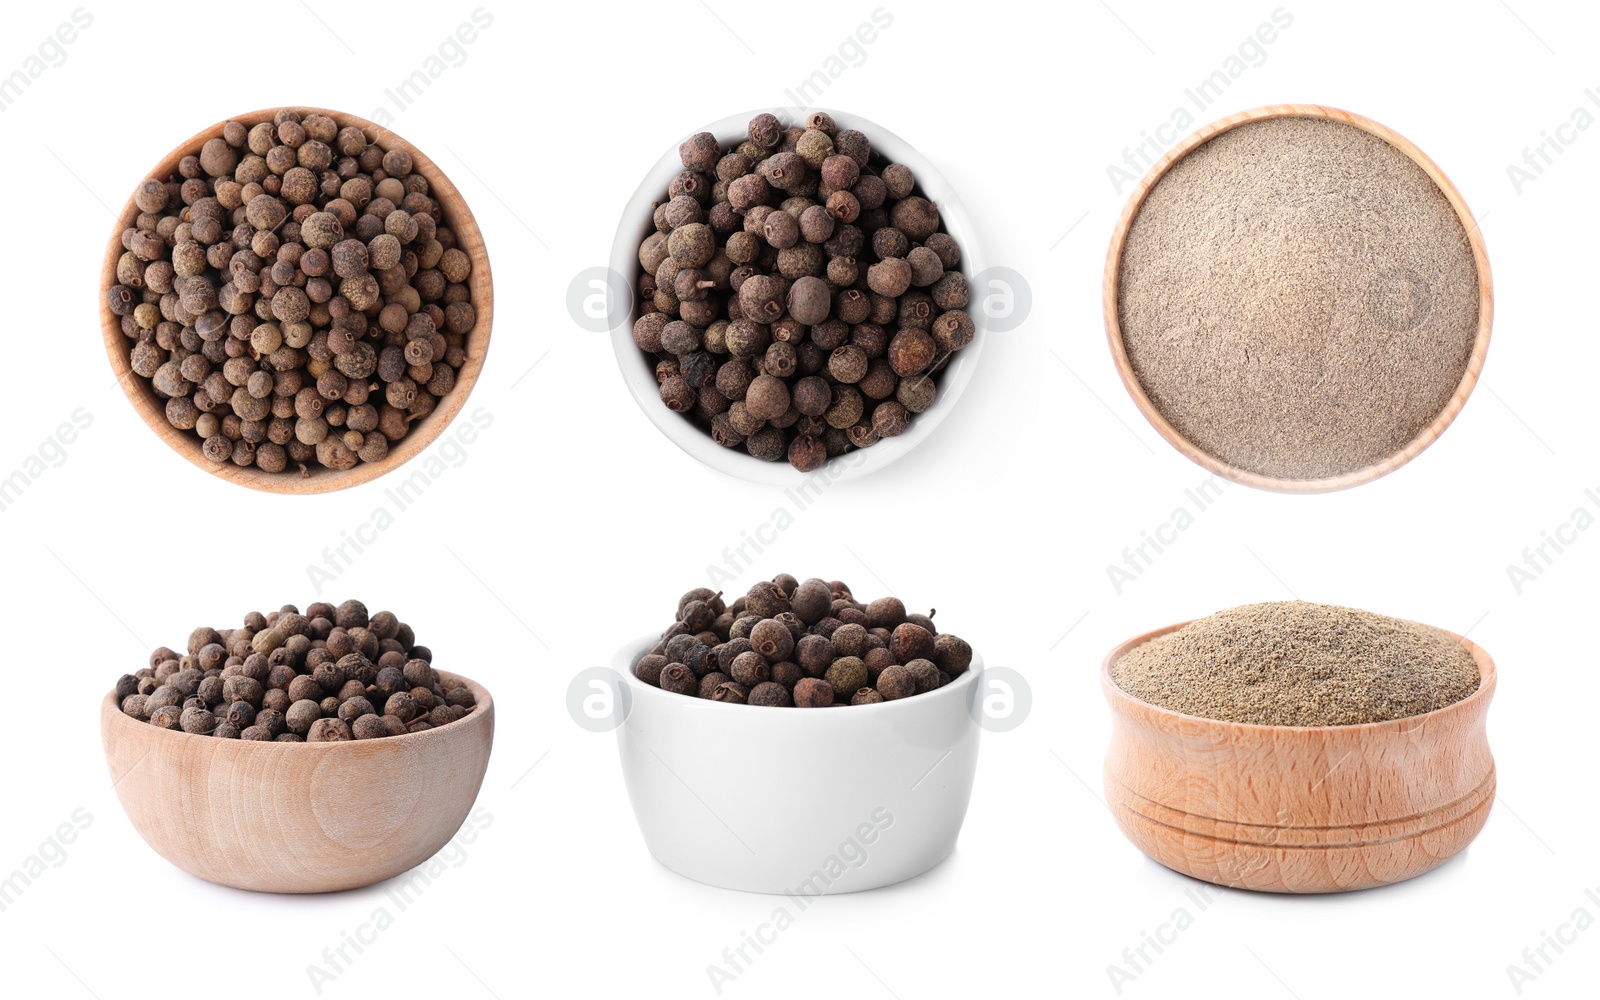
[101,671,494,893]
[1101,622,1496,893]
[1103,104,1493,494]
[100,107,494,495]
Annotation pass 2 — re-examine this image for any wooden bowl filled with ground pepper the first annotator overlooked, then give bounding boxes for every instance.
[1104,104,1492,493]
[100,107,492,494]
[1101,601,1497,893]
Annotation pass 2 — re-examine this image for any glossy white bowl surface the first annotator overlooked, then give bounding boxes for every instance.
[612,633,983,893]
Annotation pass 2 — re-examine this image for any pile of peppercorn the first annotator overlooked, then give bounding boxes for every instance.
[114,601,477,741]
[106,110,478,476]
[637,575,974,706]
[633,112,974,471]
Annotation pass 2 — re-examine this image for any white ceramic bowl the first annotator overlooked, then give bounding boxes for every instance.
[612,633,983,893]
[609,108,986,485]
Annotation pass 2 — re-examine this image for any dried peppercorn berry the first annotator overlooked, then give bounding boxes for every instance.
[633,114,973,471]
[730,650,771,687]
[659,662,698,695]
[877,664,915,700]
[749,618,795,660]
[636,577,976,708]
[748,681,793,707]
[113,601,479,742]
[107,111,481,479]
[787,434,827,472]
[905,658,942,694]
[793,677,834,708]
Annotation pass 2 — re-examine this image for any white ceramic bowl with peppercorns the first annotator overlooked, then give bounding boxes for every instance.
[608,108,986,485]
[610,633,983,894]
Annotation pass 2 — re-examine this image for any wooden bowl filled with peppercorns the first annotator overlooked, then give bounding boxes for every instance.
[613,575,983,894]
[100,107,492,494]
[611,109,984,483]
[101,601,495,893]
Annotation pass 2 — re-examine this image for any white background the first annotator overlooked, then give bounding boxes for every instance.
[0,1,1595,997]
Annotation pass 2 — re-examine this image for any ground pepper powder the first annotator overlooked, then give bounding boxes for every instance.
[1117,116,1480,481]
[1111,601,1480,726]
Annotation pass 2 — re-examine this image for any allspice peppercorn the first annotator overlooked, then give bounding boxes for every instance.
[633,114,974,470]
[877,665,915,700]
[905,659,942,694]
[933,634,973,677]
[111,601,479,743]
[749,619,795,660]
[891,622,936,662]
[660,663,699,695]
[637,577,976,709]
[180,706,217,735]
[872,401,911,438]
[787,435,827,472]
[107,111,481,478]
[793,677,834,708]
[730,651,771,687]
[748,681,793,707]
[823,657,868,699]
[308,717,353,742]
[352,714,389,740]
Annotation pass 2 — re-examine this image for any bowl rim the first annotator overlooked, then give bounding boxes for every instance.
[612,630,983,717]
[1102,103,1494,495]
[102,667,493,750]
[1101,618,1497,735]
[99,105,495,496]
[608,106,986,486]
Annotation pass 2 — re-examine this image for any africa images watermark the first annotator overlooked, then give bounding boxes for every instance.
[704,449,869,586]
[705,807,895,995]
[0,808,93,914]
[1105,7,1295,193]
[1105,472,1229,595]
[305,807,493,994]
[1504,884,1600,995]
[0,7,93,113]
[366,7,494,128]
[776,7,894,109]
[1105,882,1225,994]
[305,407,493,595]
[1505,88,1600,195]
[1503,485,1600,595]
[0,407,93,515]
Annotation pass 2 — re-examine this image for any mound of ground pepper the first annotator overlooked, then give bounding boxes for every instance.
[1111,601,1480,726]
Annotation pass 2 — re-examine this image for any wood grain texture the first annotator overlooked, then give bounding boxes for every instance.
[101,671,494,893]
[1102,103,1494,494]
[99,107,494,495]
[1101,622,1496,893]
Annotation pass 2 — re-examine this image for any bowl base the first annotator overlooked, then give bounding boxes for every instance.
[1108,768,1495,893]
[646,839,958,896]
